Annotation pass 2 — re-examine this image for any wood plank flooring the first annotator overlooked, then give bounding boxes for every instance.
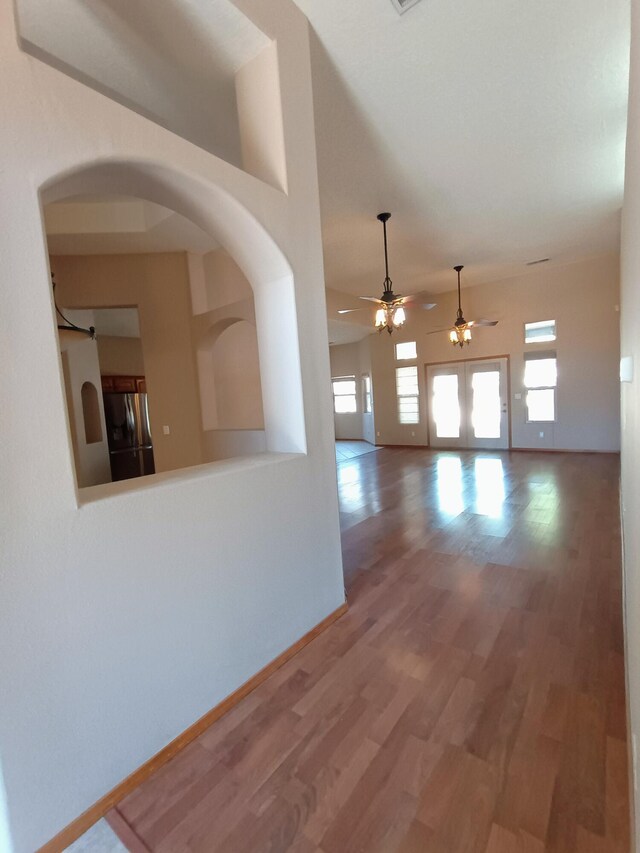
[109,448,629,852]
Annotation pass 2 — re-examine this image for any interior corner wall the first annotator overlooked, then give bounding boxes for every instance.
[212,320,264,430]
[201,248,253,313]
[329,342,364,440]
[366,254,620,451]
[621,0,640,842]
[51,252,204,474]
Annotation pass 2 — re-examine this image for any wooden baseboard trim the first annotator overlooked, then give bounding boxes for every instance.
[37,601,348,853]
[510,447,620,455]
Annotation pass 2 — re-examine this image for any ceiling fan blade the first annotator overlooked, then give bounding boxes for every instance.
[337,308,368,314]
[467,319,499,327]
[359,296,384,304]
[401,291,437,306]
[426,327,454,335]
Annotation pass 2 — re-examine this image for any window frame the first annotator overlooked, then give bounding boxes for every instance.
[396,365,420,425]
[363,374,372,414]
[524,352,557,423]
[395,341,417,361]
[524,319,556,344]
[331,375,358,414]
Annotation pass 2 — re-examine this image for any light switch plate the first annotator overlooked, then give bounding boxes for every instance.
[163,425,170,435]
[620,355,634,383]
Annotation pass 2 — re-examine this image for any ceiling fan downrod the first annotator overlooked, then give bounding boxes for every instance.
[378,212,393,295]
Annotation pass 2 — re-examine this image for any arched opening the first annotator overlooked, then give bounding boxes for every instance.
[41,159,305,489]
[81,381,102,444]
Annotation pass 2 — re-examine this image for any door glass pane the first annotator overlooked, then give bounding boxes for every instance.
[432,374,460,438]
[471,370,501,439]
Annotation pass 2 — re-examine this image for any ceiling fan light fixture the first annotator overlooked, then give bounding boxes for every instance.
[393,305,406,326]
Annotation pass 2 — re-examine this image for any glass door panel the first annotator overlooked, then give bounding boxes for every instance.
[427,364,465,448]
[466,360,508,449]
[433,374,461,439]
[427,358,509,450]
[471,371,501,439]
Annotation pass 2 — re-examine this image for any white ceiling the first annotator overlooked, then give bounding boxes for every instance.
[294,0,630,295]
[30,0,629,300]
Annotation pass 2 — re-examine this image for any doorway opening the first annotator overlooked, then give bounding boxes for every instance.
[426,356,510,450]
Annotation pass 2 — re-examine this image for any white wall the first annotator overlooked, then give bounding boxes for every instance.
[0,4,344,851]
[363,254,620,451]
[621,0,640,840]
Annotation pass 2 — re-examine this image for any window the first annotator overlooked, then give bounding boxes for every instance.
[525,320,556,344]
[332,376,357,413]
[395,341,417,360]
[524,353,557,422]
[396,366,419,424]
[363,374,372,413]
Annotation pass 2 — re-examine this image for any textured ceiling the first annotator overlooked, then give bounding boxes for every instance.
[294,0,630,295]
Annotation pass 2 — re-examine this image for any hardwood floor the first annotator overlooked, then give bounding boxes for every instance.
[109,448,629,852]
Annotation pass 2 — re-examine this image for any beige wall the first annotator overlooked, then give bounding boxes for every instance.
[213,320,263,430]
[97,335,145,376]
[330,342,363,440]
[621,0,640,839]
[52,252,204,474]
[363,254,620,451]
[202,248,253,311]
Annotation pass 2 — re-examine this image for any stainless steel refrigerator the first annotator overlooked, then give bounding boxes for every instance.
[103,392,155,482]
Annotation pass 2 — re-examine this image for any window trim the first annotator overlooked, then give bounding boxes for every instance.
[396,365,420,425]
[524,352,557,423]
[524,319,556,344]
[362,374,372,414]
[331,375,358,414]
[395,341,417,361]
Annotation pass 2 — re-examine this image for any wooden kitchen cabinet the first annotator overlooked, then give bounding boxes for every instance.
[101,375,146,393]
[113,376,137,393]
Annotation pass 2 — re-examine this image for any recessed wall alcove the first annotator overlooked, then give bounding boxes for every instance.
[42,159,306,493]
[16,0,288,191]
[81,382,102,444]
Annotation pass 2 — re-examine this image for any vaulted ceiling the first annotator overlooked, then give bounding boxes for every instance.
[28,0,630,303]
[294,0,630,295]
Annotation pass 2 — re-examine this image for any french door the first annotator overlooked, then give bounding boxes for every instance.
[426,357,509,449]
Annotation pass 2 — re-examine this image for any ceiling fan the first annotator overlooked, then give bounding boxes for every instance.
[427,264,498,347]
[338,212,437,334]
